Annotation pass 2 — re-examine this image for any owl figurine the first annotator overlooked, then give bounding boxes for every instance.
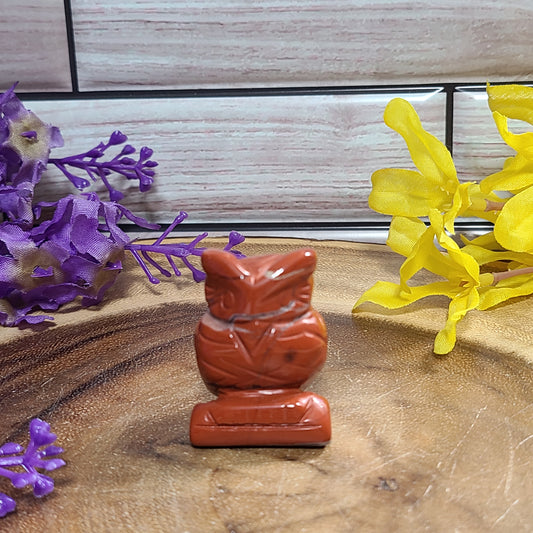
[189,247,331,447]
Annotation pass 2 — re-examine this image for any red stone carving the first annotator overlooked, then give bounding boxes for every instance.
[190,248,331,446]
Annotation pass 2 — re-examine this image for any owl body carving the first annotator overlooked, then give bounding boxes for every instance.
[190,248,331,447]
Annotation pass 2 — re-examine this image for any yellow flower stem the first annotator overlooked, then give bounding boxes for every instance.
[491,266,533,284]
[484,200,506,212]
[467,196,505,213]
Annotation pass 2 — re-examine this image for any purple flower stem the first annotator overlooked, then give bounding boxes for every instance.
[152,211,189,245]
[181,255,206,282]
[140,250,174,278]
[127,248,161,284]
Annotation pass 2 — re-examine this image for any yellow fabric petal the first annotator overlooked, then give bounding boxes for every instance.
[353,280,454,311]
[386,216,427,257]
[491,111,533,159]
[480,153,533,194]
[487,84,533,125]
[494,186,533,252]
[428,210,480,283]
[383,98,458,191]
[478,274,533,310]
[398,224,452,286]
[433,288,480,355]
[488,85,533,157]
[462,244,533,267]
[398,211,478,288]
[460,231,502,250]
[443,182,476,233]
[369,168,450,216]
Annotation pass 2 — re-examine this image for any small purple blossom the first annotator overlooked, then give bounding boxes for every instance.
[48,131,158,202]
[0,419,65,517]
[1,85,63,167]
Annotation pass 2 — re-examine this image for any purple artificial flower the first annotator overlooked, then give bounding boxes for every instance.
[0,418,65,517]
[0,83,246,326]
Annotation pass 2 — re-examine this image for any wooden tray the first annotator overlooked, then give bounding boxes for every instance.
[1,239,532,532]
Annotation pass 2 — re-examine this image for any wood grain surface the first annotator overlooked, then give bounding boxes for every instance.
[1,238,532,532]
[25,91,445,226]
[70,1,533,90]
[0,0,71,92]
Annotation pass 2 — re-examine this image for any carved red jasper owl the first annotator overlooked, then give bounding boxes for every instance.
[190,247,331,447]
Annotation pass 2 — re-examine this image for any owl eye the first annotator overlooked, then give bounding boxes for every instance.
[219,289,236,312]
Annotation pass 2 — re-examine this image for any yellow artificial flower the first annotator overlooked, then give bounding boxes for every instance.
[483,84,533,252]
[369,98,457,217]
[357,86,533,355]
[370,98,496,232]
[354,210,493,354]
[487,83,533,158]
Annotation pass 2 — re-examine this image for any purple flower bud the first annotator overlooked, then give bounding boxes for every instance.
[41,445,63,457]
[0,493,16,517]
[11,472,32,489]
[139,146,153,160]
[138,181,152,193]
[108,188,124,202]
[0,443,23,455]
[40,458,66,472]
[224,230,246,251]
[32,474,55,498]
[84,145,105,158]
[29,419,56,447]
[109,130,128,145]
[119,144,136,155]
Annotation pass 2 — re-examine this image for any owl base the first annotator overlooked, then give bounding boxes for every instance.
[190,389,331,447]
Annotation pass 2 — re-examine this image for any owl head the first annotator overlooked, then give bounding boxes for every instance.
[201,248,317,321]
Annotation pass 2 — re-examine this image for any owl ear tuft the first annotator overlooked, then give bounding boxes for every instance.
[272,248,317,275]
[295,248,317,268]
[202,249,243,278]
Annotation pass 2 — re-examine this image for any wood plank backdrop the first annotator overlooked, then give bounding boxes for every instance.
[0,0,71,92]
[2,1,532,231]
[70,0,533,90]
[28,92,445,225]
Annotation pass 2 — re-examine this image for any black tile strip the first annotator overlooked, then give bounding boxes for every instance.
[16,81,533,102]
[18,84,445,101]
[117,220,494,234]
[62,0,79,93]
[445,84,454,156]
